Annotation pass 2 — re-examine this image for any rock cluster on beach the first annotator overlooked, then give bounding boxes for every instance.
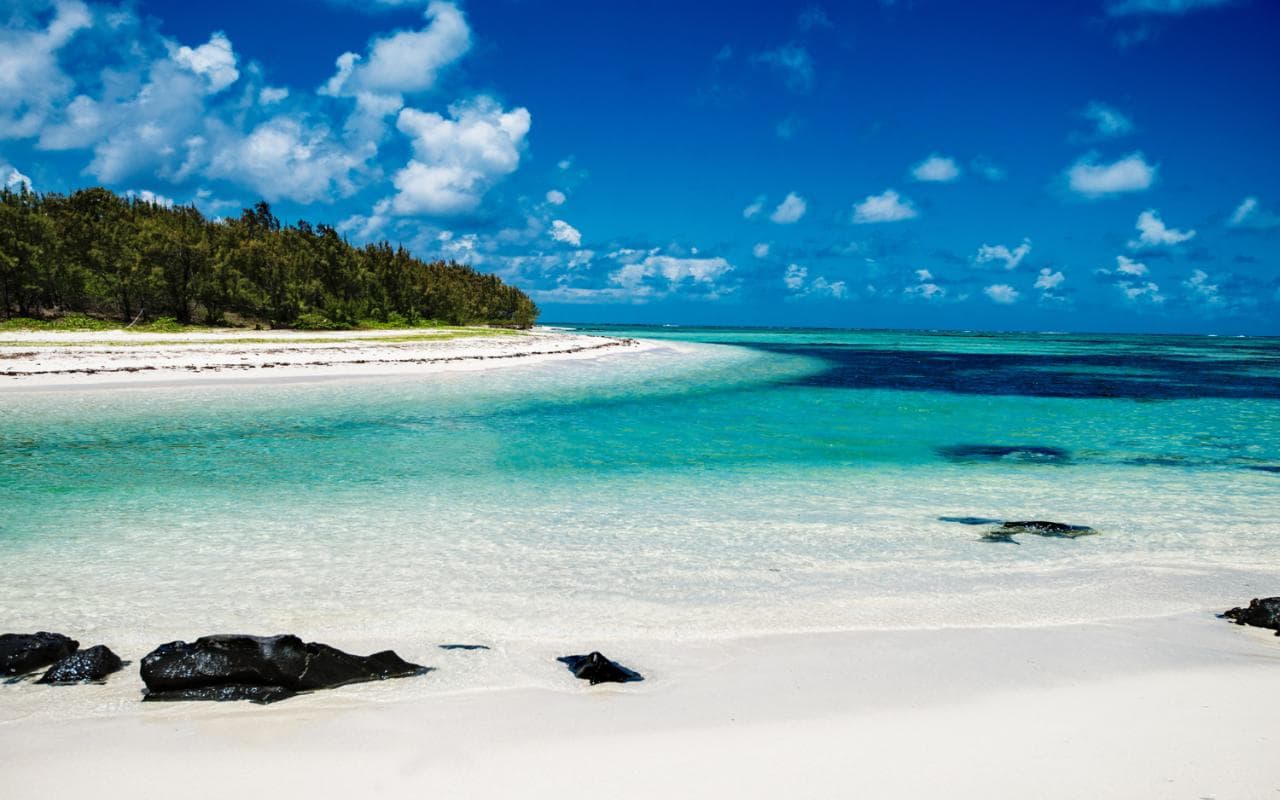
[140,634,431,704]
[1,632,79,676]
[38,645,125,685]
[1221,597,1280,636]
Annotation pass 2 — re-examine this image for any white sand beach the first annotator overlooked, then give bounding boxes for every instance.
[3,613,1277,799]
[0,327,646,388]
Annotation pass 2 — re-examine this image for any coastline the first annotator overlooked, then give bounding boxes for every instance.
[0,327,652,389]
[3,612,1277,798]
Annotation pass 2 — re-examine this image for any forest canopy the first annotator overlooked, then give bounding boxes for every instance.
[0,187,538,329]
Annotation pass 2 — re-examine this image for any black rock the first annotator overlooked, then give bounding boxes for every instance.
[999,520,1097,538]
[937,444,1070,464]
[37,645,124,685]
[438,644,490,651]
[939,516,1004,526]
[557,651,643,685]
[0,632,79,676]
[1221,597,1280,636]
[139,634,430,703]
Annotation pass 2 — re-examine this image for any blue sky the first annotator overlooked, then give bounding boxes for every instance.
[2,0,1278,333]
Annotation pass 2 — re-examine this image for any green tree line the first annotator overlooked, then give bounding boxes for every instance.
[0,186,538,328]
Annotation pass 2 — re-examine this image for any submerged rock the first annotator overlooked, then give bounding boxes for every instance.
[140,634,430,703]
[998,520,1097,538]
[1221,597,1280,636]
[0,632,79,676]
[438,644,490,651]
[937,444,1070,464]
[558,651,644,685]
[37,645,124,685]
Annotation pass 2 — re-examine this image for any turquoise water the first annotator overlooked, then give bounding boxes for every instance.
[1,328,1278,649]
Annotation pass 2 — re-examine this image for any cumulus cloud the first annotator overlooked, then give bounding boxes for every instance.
[605,252,734,300]
[321,1,470,99]
[207,116,366,203]
[1115,255,1148,275]
[1034,268,1065,290]
[259,87,289,105]
[911,154,960,183]
[1183,269,1223,305]
[1228,196,1280,230]
[852,189,917,224]
[545,189,566,205]
[974,238,1031,270]
[752,242,770,258]
[1081,101,1134,138]
[170,33,240,93]
[1066,152,1156,197]
[784,263,845,298]
[1106,0,1235,15]
[770,192,807,224]
[1117,279,1164,303]
[549,219,581,246]
[754,45,814,92]
[983,284,1019,304]
[0,0,92,139]
[1128,209,1195,248]
[383,96,531,216]
[904,269,944,300]
[742,195,766,219]
[2,159,33,190]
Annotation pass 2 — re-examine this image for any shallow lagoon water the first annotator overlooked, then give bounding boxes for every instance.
[1,328,1278,657]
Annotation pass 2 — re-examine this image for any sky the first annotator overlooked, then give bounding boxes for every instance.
[2,0,1278,334]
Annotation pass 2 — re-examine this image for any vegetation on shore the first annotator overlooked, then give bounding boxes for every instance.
[0,187,538,330]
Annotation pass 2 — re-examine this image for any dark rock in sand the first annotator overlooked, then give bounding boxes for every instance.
[939,516,1004,526]
[937,444,1070,464]
[0,632,79,676]
[438,644,490,651]
[558,651,643,685]
[37,645,124,685]
[999,520,1097,538]
[1221,597,1280,636]
[139,634,430,703]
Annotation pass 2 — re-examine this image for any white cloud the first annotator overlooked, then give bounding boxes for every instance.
[545,189,566,205]
[126,189,174,207]
[384,96,531,216]
[1228,196,1280,229]
[1082,101,1133,138]
[852,189,917,224]
[549,219,581,246]
[1117,280,1164,303]
[321,1,470,99]
[770,192,807,224]
[259,87,289,105]
[557,158,572,170]
[742,195,766,219]
[1066,152,1156,197]
[974,238,1031,270]
[1183,269,1223,305]
[1106,0,1234,15]
[904,282,944,300]
[207,116,365,203]
[0,0,92,139]
[911,154,960,183]
[170,33,240,93]
[605,253,734,300]
[784,263,844,298]
[983,284,1019,304]
[1128,208,1195,248]
[753,242,770,258]
[1115,255,1148,276]
[2,160,33,190]
[1034,268,1065,290]
[915,269,933,281]
[754,45,814,92]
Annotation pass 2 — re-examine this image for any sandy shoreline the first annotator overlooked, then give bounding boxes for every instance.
[3,612,1277,798]
[0,326,645,388]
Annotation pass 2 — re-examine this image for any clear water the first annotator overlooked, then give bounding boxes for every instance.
[2,327,1278,654]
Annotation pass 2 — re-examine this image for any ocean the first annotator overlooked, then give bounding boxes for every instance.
[2,327,1278,654]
